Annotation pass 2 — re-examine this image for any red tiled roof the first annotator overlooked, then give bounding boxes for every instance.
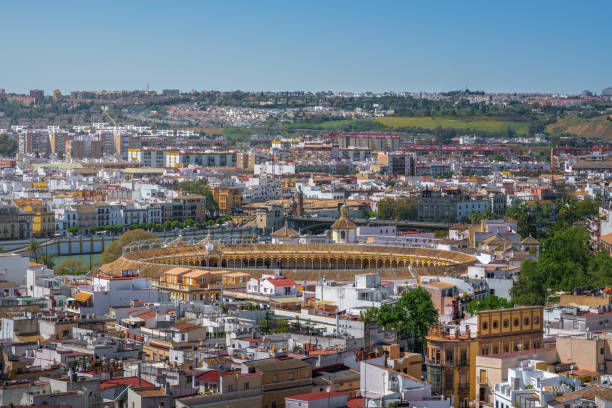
[347,398,365,408]
[171,322,201,332]
[100,377,155,390]
[196,370,220,383]
[264,278,296,287]
[288,391,345,401]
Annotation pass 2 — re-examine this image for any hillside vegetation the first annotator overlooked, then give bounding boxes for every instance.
[285,115,531,135]
[547,115,612,140]
[374,115,529,134]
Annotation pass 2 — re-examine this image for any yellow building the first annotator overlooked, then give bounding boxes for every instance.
[154,267,240,301]
[211,186,243,213]
[0,206,19,240]
[243,357,312,408]
[425,306,543,408]
[13,199,54,238]
[32,181,47,191]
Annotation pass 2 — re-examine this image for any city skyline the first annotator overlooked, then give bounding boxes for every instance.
[1,1,611,94]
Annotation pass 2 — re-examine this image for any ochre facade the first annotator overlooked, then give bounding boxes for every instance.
[425,306,544,408]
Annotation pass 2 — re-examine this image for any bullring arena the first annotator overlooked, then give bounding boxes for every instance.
[101,238,479,282]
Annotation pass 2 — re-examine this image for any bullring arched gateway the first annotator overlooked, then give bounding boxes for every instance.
[103,240,479,282]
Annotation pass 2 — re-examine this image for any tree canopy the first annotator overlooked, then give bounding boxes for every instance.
[25,239,42,259]
[362,287,438,353]
[467,295,513,315]
[55,258,88,275]
[376,197,418,221]
[100,229,157,264]
[506,195,599,239]
[178,179,218,215]
[511,226,612,305]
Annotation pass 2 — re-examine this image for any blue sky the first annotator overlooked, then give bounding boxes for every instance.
[1,1,611,94]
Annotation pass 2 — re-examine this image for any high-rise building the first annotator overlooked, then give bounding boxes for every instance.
[602,87,612,97]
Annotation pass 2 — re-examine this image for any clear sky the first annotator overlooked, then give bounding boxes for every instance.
[1,1,611,94]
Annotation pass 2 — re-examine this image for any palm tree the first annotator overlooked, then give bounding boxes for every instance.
[25,238,42,259]
[36,253,55,270]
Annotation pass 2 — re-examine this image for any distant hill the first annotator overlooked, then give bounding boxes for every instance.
[547,115,612,140]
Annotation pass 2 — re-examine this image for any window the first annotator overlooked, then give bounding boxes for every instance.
[273,376,278,383]
[493,346,498,354]
[340,230,346,240]
[446,350,454,362]
[534,316,539,324]
[524,317,530,325]
[492,320,498,329]
[601,348,605,355]
[480,369,487,383]
[228,385,234,392]
[427,366,441,394]
[504,344,509,353]
[514,318,519,327]
[482,321,488,330]
[444,371,454,389]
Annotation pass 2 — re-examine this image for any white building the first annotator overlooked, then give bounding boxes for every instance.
[26,262,54,297]
[360,358,452,408]
[67,270,158,316]
[315,274,393,315]
[0,253,29,284]
[493,362,581,408]
[247,272,297,297]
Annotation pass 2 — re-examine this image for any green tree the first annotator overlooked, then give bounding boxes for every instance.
[588,251,612,288]
[55,258,88,275]
[434,230,448,238]
[376,197,418,221]
[25,238,42,259]
[0,133,17,156]
[467,295,513,315]
[258,311,272,335]
[100,229,158,264]
[274,319,289,333]
[178,179,218,216]
[511,226,604,305]
[35,253,55,269]
[362,287,438,353]
[511,260,548,305]
[67,226,78,234]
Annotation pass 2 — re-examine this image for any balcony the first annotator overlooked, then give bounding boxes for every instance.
[153,281,244,292]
